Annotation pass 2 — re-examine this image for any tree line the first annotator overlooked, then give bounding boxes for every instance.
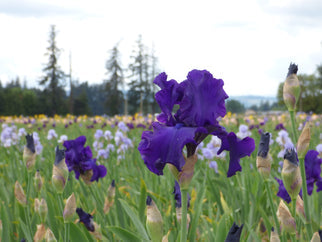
[0,25,160,116]
[1,25,322,116]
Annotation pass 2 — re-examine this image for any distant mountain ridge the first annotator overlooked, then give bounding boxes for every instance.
[228,95,277,108]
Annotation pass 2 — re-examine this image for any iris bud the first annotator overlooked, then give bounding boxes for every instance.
[34,170,43,193]
[45,228,57,242]
[38,198,48,222]
[146,196,163,242]
[23,134,36,172]
[52,146,68,194]
[14,181,27,206]
[104,180,115,214]
[281,148,302,199]
[33,224,46,242]
[310,231,321,242]
[225,222,243,242]
[63,193,76,223]
[283,63,300,111]
[296,195,306,222]
[256,132,272,179]
[276,200,296,234]
[270,227,280,242]
[296,121,310,159]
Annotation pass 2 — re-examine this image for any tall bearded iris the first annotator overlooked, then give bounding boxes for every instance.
[63,136,107,183]
[138,69,255,177]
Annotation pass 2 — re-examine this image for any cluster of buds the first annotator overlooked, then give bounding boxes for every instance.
[281,148,302,200]
[34,224,57,242]
[104,180,115,214]
[52,146,68,194]
[23,134,36,172]
[256,132,272,179]
[283,63,300,111]
[146,196,163,242]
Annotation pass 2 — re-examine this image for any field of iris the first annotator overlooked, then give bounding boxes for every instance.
[0,67,322,242]
[0,111,321,241]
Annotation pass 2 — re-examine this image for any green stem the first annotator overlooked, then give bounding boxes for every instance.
[289,110,298,144]
[180,188,188,242]
[26,172,32,236]
[264,180,281,236]
[291,198,296,221]
[298,157,313,238]
[65,222,70,242]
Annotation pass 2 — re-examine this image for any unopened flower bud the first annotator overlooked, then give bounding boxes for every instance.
[34,170,43,193]
[76,208,95,232]
[282,148,302,199]
[104,180,115,214]
[283,63,300,111]
[14,181,27,206]
[63,193,76,223]
[45,228,57,242]
[38,198,48,222]
[296,195,306,221]
[225,222,243,242]
[34,198,40,213]
[34,224,46,242]
[310,231,321,242]
[52,146,68,194]
[23,134,36,172]
[276,200,296,234]
[256,132,272,179]
[146,196,163,242]
[296,122,310,159]
[270,227,280,242]
[178,154,198,190]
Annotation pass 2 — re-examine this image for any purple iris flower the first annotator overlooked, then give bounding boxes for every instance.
[63,136,107,182]
[275,177,291,203]
[173,180,191,208]
[304,150,322,195]
[76,208,95,232]
[275,123,286,131]
[138,70,255,177]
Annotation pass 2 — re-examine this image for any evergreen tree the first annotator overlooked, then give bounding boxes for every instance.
[39,25,67,116]
[104,44,124,115]
[127,35,153,115]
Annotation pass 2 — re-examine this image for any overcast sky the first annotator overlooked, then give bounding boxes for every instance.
[0,0,322,96]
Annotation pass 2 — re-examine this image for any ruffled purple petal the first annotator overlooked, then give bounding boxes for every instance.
[154,72,182,126]
[138,122,205,175]
[175,70,228,127]
[216,132,255,177]
[275,177,291,203]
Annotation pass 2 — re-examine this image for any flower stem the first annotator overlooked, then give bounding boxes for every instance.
[298,157,313,238]
[264,180,281,236]
[26,172,32,237]
[289,110,298,144]
[180,188,188,242]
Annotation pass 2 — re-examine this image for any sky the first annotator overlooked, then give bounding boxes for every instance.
[0,0,322,97]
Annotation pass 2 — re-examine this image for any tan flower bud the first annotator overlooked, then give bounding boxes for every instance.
[282,149,302,199]
[34,170,43,193]
[14,181,27,206]
[34,198,40,213]
[270,227,280,242]
[175,207,190,229]
[52,146,68,194]
[146,196,163,242]
[63,193,76,223]
[104,180,115,214]
[45,228,57,242]
[296,195,306,221]
[310,231,321,242]
[283,63,300,111]
[296,122,311,159]
[23,145,36,172]
[34,224,46,242]
[276,200,296,234]
[38,199,48,222]
[256,154,272,179]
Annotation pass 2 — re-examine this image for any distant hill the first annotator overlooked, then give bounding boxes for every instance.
[228,95,277,108]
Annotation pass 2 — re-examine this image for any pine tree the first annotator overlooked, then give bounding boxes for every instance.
[127,35,153,115]
[39,25,67,116]
[104,44,124,115]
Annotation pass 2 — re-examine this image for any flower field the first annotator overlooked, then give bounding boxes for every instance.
[0,68,322,242]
